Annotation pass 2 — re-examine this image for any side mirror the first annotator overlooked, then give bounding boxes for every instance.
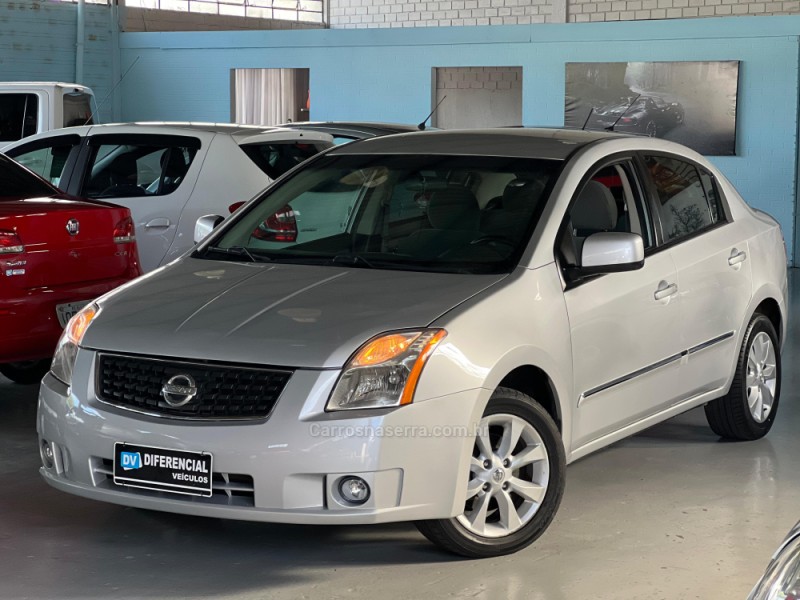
[194,214,224,244]
[580,232,644,275]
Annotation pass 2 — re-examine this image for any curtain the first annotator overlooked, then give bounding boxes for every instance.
[234,68,299,126]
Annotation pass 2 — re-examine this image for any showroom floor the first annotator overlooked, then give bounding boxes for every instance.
[1,274,797,600]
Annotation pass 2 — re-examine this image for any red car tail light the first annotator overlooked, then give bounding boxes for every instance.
[0,230,24,254]
[252,205,298,243]
[113,216,135,244]
[229,201,245,213]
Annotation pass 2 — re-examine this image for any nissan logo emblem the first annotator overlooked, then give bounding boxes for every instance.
[161,374,198,407]
[66,219,80,236]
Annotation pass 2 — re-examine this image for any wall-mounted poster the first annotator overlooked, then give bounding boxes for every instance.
[565,61,739,155]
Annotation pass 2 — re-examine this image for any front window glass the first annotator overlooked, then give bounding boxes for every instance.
[0,94,38,141]
[0,157,56,198]
[8,136,80,187]
[83,141,198,199]
[202,154,562,274]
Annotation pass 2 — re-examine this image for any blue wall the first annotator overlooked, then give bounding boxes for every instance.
[0,1,117,121]
[119,17,800,262]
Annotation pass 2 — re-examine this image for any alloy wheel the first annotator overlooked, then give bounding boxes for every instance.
[457,413,550,538]
[746,331,777,423]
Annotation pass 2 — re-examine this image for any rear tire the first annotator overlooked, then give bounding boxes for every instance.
[0,359,50,385]
[415,387,566,558]
[704,314,781,440]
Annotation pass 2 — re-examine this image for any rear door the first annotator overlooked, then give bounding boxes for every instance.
[74,131,210,272]
[640,153,752,397]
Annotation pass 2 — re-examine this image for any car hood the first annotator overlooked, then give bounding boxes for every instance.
[83,258,507,368]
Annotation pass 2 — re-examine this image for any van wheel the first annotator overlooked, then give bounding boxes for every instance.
[415,387,566,558]
[705,314,781,440]
[0,359,50,385]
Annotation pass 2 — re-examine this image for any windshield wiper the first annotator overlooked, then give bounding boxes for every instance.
[203,245,270,263]
[330,254,376,268]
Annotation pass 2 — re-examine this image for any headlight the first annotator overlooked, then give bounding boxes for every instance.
[326,329,446,411]
[749,537,800,600]
[50,303,99,386]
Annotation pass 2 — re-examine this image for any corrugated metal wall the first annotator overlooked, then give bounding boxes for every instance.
[0,1,115,121]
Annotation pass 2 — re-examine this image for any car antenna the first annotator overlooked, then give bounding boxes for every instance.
[418,95,447,130]
[581,107,595,130]
[83,56,141,126]
[605,93,641,132]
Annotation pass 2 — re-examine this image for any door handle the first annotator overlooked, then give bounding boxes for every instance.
[728,248,747,266]
[145,218,171,229]
[654,281,678,301]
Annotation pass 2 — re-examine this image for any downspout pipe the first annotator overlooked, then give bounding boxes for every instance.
[76,0,85,84]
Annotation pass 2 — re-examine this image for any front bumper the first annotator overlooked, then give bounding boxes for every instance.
[37,350,488,525]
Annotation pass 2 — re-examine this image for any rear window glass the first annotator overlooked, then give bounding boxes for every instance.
[0,94,38,141]
[0,156,56,198]
[241,142,325,179]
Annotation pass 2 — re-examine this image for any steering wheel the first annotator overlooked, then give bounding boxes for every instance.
[469,235,515,249]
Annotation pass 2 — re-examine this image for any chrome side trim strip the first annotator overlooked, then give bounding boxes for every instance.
[687,331,735,355]
[582,351,683,401]
[580,331,735,402]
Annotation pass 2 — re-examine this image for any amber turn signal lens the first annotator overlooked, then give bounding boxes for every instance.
[351,332,421,366]
[66,304,98,345]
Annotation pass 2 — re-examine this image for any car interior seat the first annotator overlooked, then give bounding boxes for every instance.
[394,186,480,257]
[100,153,146,197]
[559,179,618,266]
[481,176,546,241]
[159,150,189,195]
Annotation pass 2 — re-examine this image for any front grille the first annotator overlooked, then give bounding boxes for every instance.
[93,458,255,507]
[96,353,293,420]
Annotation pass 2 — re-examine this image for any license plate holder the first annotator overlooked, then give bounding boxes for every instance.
[56,301,91,328]
[113,443,213,497]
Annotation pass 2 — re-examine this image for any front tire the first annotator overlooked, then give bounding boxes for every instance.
[0,359,50,385]
[704,314,781,440]
[415,387,566,558]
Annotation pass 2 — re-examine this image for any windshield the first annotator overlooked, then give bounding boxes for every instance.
[200,154,562,274]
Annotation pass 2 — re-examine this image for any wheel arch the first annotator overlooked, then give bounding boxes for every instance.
[497,365,562,432]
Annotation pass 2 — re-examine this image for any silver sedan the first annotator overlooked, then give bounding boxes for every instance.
[38,128,788,558]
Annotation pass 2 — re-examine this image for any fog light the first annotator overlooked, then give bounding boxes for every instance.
[40,440,54,469]
[338,476,370,505]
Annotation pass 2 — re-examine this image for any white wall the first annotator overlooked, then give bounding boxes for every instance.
[328,0,799,26]
[433,67,522,129]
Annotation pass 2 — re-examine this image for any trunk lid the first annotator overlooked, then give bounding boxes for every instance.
[0,196,138,290]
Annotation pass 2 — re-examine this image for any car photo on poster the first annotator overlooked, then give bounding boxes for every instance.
[565,61,739,156]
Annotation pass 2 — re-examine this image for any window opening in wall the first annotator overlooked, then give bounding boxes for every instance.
[232,68,310,126]
[124,0,324,23]
[432,67,523,130]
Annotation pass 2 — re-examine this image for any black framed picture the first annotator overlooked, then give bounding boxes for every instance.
[565,61,740,156]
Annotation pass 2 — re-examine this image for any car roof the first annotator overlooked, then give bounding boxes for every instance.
[0,82,93,92]
[282,121,424,136]
[84,122,297,136]
[329,127,631,160]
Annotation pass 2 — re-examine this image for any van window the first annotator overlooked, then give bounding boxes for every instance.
[0,94,38,141]
[63,91,94,127]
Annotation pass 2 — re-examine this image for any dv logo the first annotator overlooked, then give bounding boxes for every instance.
[120,451,142,471]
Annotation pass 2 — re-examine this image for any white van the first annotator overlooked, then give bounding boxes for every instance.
[0,82,95,145]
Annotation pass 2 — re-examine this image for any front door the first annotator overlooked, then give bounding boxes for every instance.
[558,160,685,448]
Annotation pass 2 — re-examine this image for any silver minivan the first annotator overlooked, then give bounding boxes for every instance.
[38,129,787,557]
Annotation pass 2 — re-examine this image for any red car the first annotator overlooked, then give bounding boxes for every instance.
[0,154,141,384]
